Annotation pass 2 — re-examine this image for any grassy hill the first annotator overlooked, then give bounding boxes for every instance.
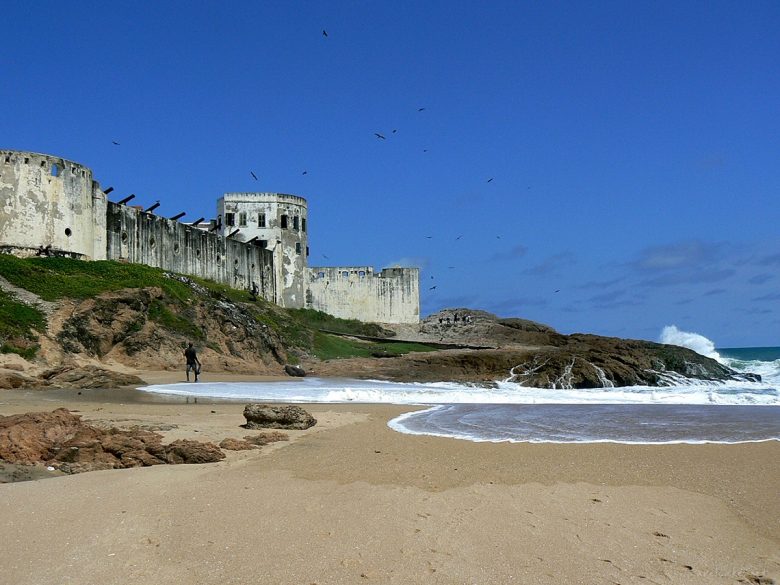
[0,255,439,364]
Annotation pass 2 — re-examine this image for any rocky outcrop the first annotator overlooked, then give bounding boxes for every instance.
[0,408,225,475]
[243,404,317,430]
[53,285,288,374]
[306,336,760,389]
[284,364,306,377]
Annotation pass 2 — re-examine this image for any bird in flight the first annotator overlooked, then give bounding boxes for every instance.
[322,30,328,37]
[250,171,258,181]
[455,235,463,240]
[487,178,494,183]
[302,171,308,175]
[417,107,426,112]
[429,285,437,290]
[425,236,433,239]
[322,254,329,259]
[392,129,397,134]
[423,149,428,153]
[374,133,386,140]
[112,141,120,145]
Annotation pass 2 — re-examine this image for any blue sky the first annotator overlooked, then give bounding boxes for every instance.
[2,1,779,346]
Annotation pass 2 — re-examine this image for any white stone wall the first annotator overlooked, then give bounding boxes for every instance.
[106,202,275,301]
[217,193,308,308]
[307,266,420,324]
[0,150,106,259]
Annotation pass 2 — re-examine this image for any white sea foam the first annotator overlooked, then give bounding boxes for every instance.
[140,376,780,406]
[659,324,722,361]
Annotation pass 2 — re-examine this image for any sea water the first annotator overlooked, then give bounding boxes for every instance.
[140,329,780,444]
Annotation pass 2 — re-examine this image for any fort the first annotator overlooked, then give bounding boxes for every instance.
[0,149,420,324]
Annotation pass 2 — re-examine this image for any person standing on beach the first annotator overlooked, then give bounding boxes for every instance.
[184,342,201,382]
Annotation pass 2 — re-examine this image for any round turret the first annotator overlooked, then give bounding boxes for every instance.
[0,150,107,259]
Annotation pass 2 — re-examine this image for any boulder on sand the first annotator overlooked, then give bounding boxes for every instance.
[243,404,316,430]
[284,364,306,377]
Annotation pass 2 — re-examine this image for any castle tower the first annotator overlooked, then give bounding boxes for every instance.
[0,150,106,259]
[216,192,308,308]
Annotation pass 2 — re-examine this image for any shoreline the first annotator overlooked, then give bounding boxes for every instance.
[1,373,779,583]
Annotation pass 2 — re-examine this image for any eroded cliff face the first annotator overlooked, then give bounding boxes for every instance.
[0,283,292,388]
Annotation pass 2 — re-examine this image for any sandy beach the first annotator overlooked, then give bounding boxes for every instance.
[0,372,778,584]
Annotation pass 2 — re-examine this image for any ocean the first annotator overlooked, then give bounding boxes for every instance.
[140,329,780,445]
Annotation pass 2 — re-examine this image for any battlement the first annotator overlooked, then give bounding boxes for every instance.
[0,149,419,323]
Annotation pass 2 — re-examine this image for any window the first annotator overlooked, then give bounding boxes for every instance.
[238,212,247,227]
[302,218,307,232]
[259,239,267,249]
[293,216,299,231]
[281,214,288,229]
[51,164,60,177]
[225,213,235,227]
[318,271,325,278]
[258,212,266,228]
[342,271,349,279]
[358,270,366,278]
[306,246,309,257]
[295,242,301,254]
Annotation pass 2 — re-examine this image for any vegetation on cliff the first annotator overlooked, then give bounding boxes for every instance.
[0,256,440,384]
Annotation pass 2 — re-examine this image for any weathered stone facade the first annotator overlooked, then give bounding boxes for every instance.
[307,266,420,324]
[0,151,106,260]
[217,193,308,308]
[0,149,419,323]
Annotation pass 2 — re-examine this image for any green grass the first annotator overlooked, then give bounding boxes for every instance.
[0,289,46,359]
[287,308,393,338]
[0,289,46,338]
[147,300,204,340]
[1,343,39,359]
[0,255,191,302]
[311,331,439,360]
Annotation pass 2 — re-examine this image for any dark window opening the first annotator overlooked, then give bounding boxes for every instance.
[293,216,299,231]
[281,214,288,229]
[217,215,223,229]
[24,158,29,164]
[64,227,72,237]
[51,164,60,177]
[225,213,235,227]
[40,160,46,167]
[318,271,325,278]
[302,218,307,232]
[341,271,349,279]
[295,242,301,254]
[306,246,310,257]
[238,212,247,227]
[173,243,180,254]
[359,270,366,278]
[259,239,267,249]
[258,213,266,228]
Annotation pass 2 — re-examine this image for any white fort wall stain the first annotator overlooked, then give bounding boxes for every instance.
[0,150,419,324]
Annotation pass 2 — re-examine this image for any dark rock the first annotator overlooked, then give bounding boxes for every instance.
[243,404,316,430]
[0,408,225,478]
[162,439,225,464]
[284,364,306,377]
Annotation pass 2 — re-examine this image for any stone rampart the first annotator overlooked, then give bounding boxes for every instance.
[0,150,106,259]
[106,202,274,300]
[307,266,419,324]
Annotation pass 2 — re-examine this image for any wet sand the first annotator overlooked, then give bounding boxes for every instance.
[0,375,778,584]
